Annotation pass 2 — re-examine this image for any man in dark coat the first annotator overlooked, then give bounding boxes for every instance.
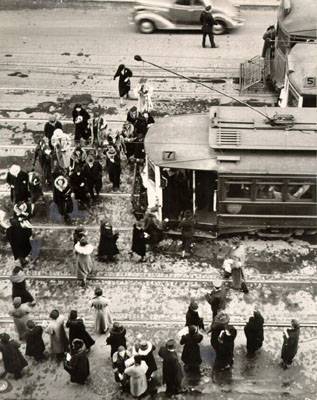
[97,220,119,262]
[69,167,90,208]
[72,104,91,144]
[180,325,203,372]
[106,145,121,191]
[44,115,63,147]
[66,310,95,352]
[33,136,53,186]
[200,5,217,48]
[281,319,300,369]
[106,322,127,357]
[158,339,183,396]
[205,280,227,320]
[6,165,30,203]
[131,221,146,261]
[244,310,264,356]
[134,112,155,138]
[185,300,204,330]
[82,155,103,201]
[10,266,35,305]
[64,339,90,384]
[6,218,32,267]
[25,320,46,361]
[126,106,138,126]
[0,333,28,379]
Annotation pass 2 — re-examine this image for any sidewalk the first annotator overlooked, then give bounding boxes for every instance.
[77,0,279,7]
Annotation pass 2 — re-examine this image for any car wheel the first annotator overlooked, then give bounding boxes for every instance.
[138,19,155,34]
[213,20,226,35]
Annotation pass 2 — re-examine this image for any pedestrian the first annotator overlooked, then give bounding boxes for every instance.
[70,146,87,171]
[106,322,127,357]
[6,218,32,267]
[82,155,103,201]
[9,297,32,341]
[113,64,133,106]
[44,114,63,147]
[124,355,148,398]
[131,220,146,262]
[13,201,32,224]
[0,333,28,380]
[186,300,204,330]
[25,320,46,361]
[33,136,53,186]
[106,144,121,191]
[205,279,226,320]
[70,167,91,208]
[45,309,69,361]
[180,325,203,372]
[10,266,35,305]
[214,325,237,371]
[200,5,217,48]
[53,175,73,223]
[66,310,95,352]
[132,339,157,380]
[143,211,163,252]
[74,238,94,287]
[97,220,119,262]
[158,339,183,396]
[72,104,91,145]
[126,106,138,126]
[280,319,300,369]
[6,164,30,203]
[179,210,195,258]
[244,309,264,356]
[28,170,44,210]
[231,259,248,292]
[112,346,131,391]
[73,225,87,247]
[208,311,230,353]
[122,122,136,161]
[136,79,153,113]
[262,25,276,58]
[90,114,108,146]
[90,287,113,334]
[64,339,90,384]
[134,111,154,137]
[51,128,72,170]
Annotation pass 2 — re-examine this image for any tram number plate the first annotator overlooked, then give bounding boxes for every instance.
[304,77,316,88]
[162,151,176,161]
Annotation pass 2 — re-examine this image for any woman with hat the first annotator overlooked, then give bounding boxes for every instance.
[45,309,69,361]
[214,325,237,371]
[131,220,147,262]
[158,339,183,396]
[72,104,91,145]
[9,297,32,341]
[25,320,46,361]
[90,287,113,334]
[66,310,95,352]
[112,345,131,391]
[113,64,133,106]
[208,311,230,353]
[281,319,300,369]
[64,339,90,384]
[53,174,73,223]
[106,144,121,191]
[6,217,32,267]
[179,210,195,258]
[124,354,148,398]
[185,300,204,331]
[244,309,264,356]
[106,322,127,357]
[132,339,157,380]
[180,325,203,372]
[10,266,35,306]
[0,333,28,379]
[97,220,119,262]
[6,164,30,204]
[74,238,94,287]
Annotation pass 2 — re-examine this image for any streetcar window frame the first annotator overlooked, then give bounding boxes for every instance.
[148,159,156,183]
[224,181,253,200]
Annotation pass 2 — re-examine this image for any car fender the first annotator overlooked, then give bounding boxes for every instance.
[134,11,175,30]
[212,12,244,29]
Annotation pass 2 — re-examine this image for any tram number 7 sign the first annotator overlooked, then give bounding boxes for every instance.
[162,151,176,161]
[304,77,316,88]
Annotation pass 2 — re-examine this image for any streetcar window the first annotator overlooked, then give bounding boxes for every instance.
[255,184,283,201]
[302,95,317,108]
[148,161,156,183]
[287,184,314,201]
[225,183,252,199]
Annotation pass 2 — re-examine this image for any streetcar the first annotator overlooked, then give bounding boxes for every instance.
[142,106,317,237]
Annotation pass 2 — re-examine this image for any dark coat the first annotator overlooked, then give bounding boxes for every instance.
[72,108,90,140]
[66,349,90,384]
[214,327,237,370]
[281,327,300,365]
[106,327,127,356]
[134,114,154,137]
[137,343,157,378]
[0,340,28,374]
[53,181,73,216]
[82,162,102,185]
[97,225,119,257]
[6,170,30,203]
[11,277,34,304]
[200,10,215,33]
[25,326,45,359]
[205,287,226,319]
[44,120,63,142]
[185,308,204,330]
[180,332,203,366]
[6,220,32,260]
[66,319,95,350]
[131,225,146,257]
[69,171,89,201]
[244,312,264,354]
[158,347,183,395]
[114,66,133,97]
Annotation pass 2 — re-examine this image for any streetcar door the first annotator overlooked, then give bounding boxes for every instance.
[194,171,218,225]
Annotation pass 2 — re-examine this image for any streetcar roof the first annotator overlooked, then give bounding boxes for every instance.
[145,106,317,175]
[278,0,317,38]
[288,44,317,95]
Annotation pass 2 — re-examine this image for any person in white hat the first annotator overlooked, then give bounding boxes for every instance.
[6,165,30,204]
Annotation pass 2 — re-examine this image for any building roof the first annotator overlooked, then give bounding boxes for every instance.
[145,106,317,175]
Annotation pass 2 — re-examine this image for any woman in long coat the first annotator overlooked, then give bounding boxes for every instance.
[0,333,28,379]
[97,221,119,262]
[90,287,113,334]
[124,355,148,398]
[72,104,91,144]
[281,319,300,369]
[65,339,90,384]
[106,145,121,191]
[180,325,203,372]
[113,64,133,106]
[106,322,127,356]
[158,340,183,396]
[9,297,31,341]
[185,300,204,330]
[45,309,69,361]
[53,175,73,222]
[51,128,72,170]
[244,310,264,355]
[25,320,46,361]
[214,326,237,371]
[131,221,146,261]
[6,218,32,267]
[74,238,94,287]
[66,310,95,351]
[136,79,153,113]
[10,266,35,305]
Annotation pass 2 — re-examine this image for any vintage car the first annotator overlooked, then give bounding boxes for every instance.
[131,0,244,34]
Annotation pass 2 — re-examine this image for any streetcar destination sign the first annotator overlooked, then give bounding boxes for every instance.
[162,151,176,161]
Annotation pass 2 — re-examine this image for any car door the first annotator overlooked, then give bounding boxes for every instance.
[170,0,193,24]
[190,0,206,24]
